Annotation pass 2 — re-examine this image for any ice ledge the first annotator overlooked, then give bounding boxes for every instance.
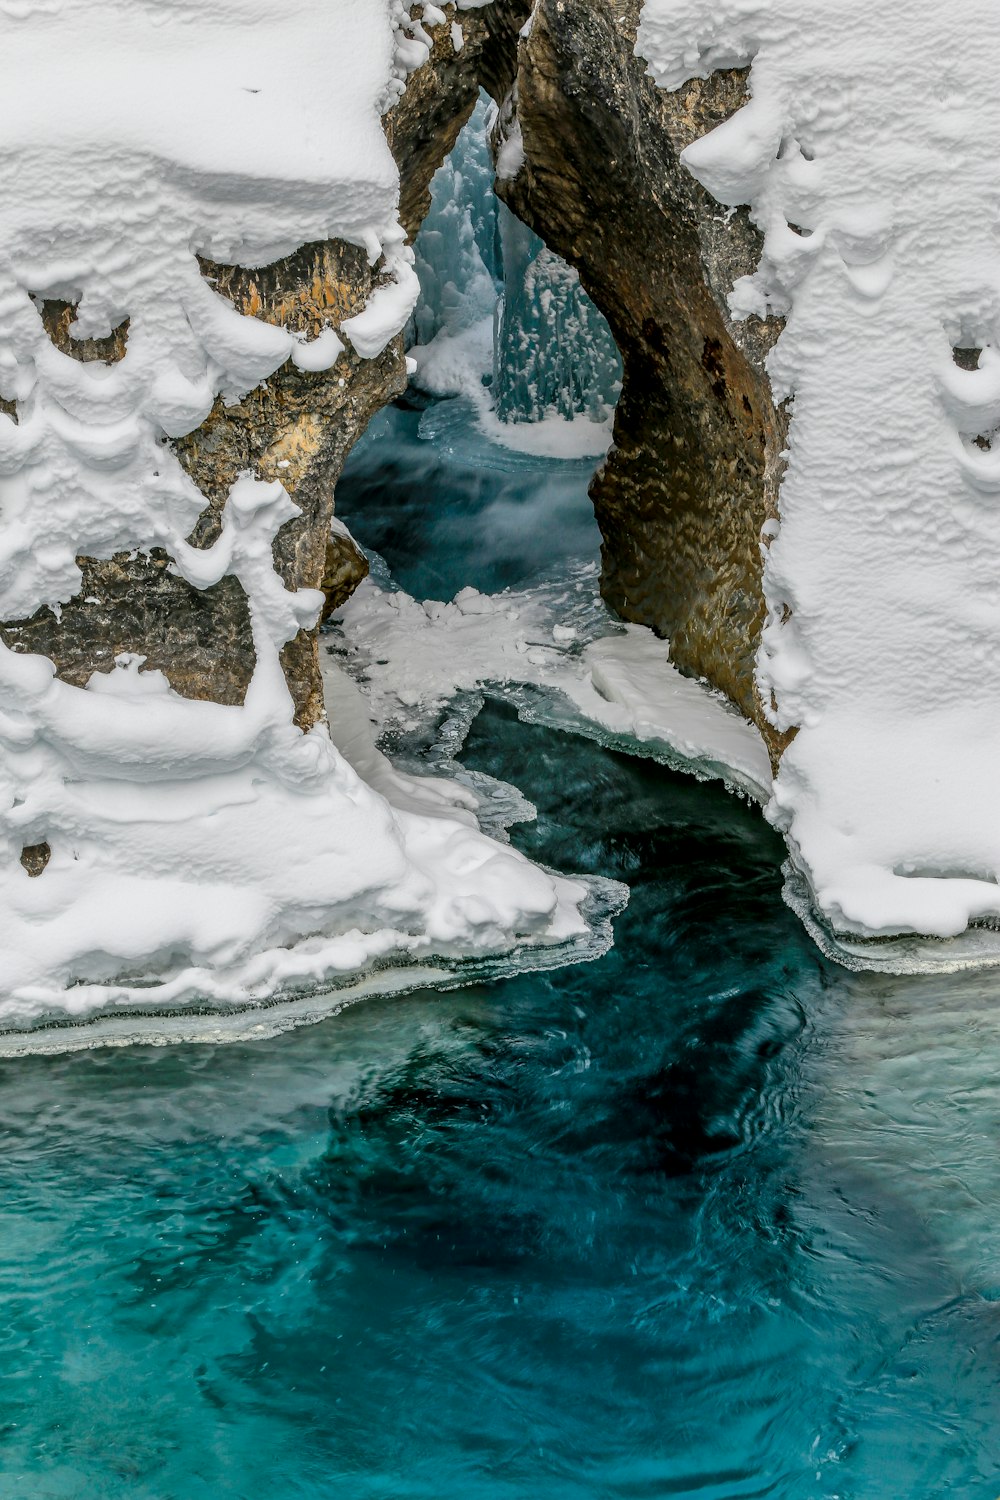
[332,562,773,806]
[783,863,1000,975]
[0,879,625,1057]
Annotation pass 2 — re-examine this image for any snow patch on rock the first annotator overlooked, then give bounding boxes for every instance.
[0,0,603,1029]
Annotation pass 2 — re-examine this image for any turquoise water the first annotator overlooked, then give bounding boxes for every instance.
[332,403,602,601]
[5,409,1000,1498]
[5,702,1000,1497]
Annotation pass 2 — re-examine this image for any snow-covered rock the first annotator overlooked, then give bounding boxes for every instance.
[639,0,1000,963]
[0,0,611,1029]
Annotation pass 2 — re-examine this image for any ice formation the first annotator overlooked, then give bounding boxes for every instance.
[492,208,622,428]
[408,98,621,459]
[0,0,607,1028]
[332,564,772,803]
[638,0,1000,962]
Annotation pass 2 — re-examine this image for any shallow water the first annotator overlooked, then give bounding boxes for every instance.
[5,406,1000,1498]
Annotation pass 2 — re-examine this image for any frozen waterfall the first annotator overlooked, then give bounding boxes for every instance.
[408,98,621,445]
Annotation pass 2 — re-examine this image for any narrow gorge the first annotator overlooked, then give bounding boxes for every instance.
[6,3,1000,1495]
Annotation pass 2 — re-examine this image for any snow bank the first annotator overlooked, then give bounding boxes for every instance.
[0,0,606,1030]
[639,0,1000,962]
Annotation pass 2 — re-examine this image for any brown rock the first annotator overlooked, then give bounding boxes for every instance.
[2,0,790,766]
[0,5,506,732]
[492,0,789,760]
[322,529,370,624]
[20,842,51,878]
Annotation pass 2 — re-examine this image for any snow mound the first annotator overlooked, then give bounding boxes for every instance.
[639,0,1000,962]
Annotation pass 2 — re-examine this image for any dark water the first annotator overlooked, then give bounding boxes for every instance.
[333,404,602,600]
[4,704,1000,1497]
[4,409,1000,1498]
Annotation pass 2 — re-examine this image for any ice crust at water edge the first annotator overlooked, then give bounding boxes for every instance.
[0,0,609,1024]
[330,563,773,804]
[638,0,1000,944]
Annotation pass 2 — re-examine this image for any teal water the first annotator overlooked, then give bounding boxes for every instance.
[5,702,1000,1497]
[4,408,1000,1498]
[332,403,602,601]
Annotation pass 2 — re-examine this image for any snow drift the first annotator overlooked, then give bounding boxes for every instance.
[638,0,1000,966]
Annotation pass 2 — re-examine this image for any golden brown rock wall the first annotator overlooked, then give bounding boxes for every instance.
[492,0,789,758]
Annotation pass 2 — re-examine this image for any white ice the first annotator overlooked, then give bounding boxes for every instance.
[332,563,772,802]
[406,97,618,461]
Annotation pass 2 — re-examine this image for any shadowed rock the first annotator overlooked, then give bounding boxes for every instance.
[2,0,786,759]
[0,5,517,731]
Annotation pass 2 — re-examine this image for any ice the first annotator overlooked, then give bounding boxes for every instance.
[409,96,500,351]
[492,205,621,427]
[407,97,621,456]
[331,562,772,804]
[638,0,1000,963]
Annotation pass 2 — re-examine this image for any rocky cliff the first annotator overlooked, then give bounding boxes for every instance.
[0,7,518,733]
[1,1,782,752]
[492,0,787,752]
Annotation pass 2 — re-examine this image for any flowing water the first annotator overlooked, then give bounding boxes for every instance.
[4,392,1000,1499]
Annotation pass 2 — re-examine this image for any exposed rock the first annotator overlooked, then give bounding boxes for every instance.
[322,526,371,624]
[492,0,788,756]
[19,843,51,879]
[2,551,255,705]
[175,239,405,727]
[0,4,514,732]
[2,0,786,758]
[38,298,130,364]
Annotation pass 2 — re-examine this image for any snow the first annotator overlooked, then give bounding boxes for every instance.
[331,563,772,802]
[0,0,606,1028]
[638,0,1000,961]
[411,321,615,458]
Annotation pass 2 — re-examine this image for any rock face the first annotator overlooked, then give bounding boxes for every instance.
[492,0,787,752]
[1,0,783,753]
[1,247,401,730]
[0,5,518,733]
